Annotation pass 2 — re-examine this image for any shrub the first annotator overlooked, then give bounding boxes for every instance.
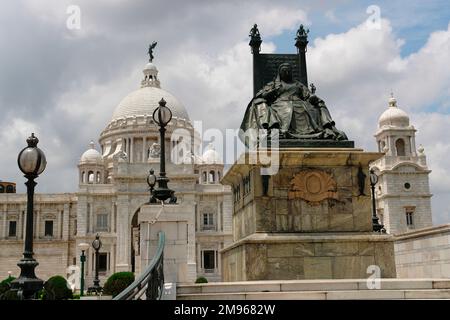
[0,276,17,300]
[42,275,73,300]
[195,276,208,284]
[0,290,19,300]
[71,293,81,300]
[103,272,135,297]
[0,276,16,286]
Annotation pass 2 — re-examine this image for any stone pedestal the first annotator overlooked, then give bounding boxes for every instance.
[221,148,396,281]
[139,204,196,283]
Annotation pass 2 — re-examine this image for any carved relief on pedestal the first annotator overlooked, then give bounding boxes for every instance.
[288,170,338,204]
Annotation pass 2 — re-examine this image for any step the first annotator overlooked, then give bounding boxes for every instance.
[177,289,450,300]
[176,279,450,300]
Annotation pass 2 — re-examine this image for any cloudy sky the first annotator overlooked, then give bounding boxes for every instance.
[0,0,449,224]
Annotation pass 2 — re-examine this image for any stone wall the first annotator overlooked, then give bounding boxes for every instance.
[0,240,72,281]
[222,233,396,281]
[394,224,450,278]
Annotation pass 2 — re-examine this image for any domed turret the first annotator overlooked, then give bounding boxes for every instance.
[197,143,223,184]
[378,94,410,128]
[79,141,105,184]
[80,141,103,165]
[202,143,222,165]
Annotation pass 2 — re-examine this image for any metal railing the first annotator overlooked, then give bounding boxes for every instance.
[113,231,165,300]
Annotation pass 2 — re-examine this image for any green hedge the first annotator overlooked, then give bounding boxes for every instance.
[42,275,73,300]
[103,272,135,297]
[0,276,17,300]
[195,276,208,284]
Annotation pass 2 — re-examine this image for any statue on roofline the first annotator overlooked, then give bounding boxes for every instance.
[148,41,157,63]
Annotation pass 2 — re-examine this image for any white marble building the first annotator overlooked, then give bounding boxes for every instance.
[370,95,433,234]
[0,59,233,284]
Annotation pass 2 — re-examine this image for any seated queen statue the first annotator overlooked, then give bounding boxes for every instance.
[239,63,348,146]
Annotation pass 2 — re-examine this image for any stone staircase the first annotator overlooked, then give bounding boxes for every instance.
[177,278,450,300]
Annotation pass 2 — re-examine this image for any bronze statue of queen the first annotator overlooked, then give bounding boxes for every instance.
[239,63,348,146]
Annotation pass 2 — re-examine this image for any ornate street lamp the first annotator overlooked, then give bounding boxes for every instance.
[11,133,46,299]
[151,98,176,203]
[147,168,157,203]
[369,169,384,232]
[78,243,90,296]
[88,234,102,294]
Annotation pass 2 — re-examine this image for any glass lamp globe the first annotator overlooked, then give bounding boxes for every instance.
[78,243,90,252]
[369,169,378,185]
[153,98,172,126]
[147,168,157,188]
[17,133,47,175]
[92,234,102,250]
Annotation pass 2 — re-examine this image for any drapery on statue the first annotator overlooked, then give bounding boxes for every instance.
[148,41,157,62]
[239,62,348,146]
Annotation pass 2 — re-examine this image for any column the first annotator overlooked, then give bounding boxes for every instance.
[110,202,115,233]
[142,136,147,162]
[115,196,130,272]
[217,201,221,232]
[62,203,70,240]
[76,196,87,237]
[128,138,134,163]
[35,208,40,239]
[89,203,94,234]
[411,136,417,156]
[2,205,7,239]
[18,206,23,239]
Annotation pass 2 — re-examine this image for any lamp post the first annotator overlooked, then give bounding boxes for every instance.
[78,243,89,296]
[11,133,46,299]
[151,98,176,203]
[369,169,384,232]
[88,234,102,294]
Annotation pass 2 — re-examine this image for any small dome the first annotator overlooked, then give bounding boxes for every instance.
[80,141,103,165]
[143,62,157,73]
[378,95,409,128]
[202,143,222,164]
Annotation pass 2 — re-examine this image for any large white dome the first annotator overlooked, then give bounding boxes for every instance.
[111,62,190,122]
[378,96,409,128]
[111,86,190,121]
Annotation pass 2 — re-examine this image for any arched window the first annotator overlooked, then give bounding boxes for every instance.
[88,171,94,184]
[6,185,14,193]
[209,171,215,183]
[203,172,207,183]
[81,171,86,183]
[0,185,4,193]
[396,139,406,156]
[96,172,101,183]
